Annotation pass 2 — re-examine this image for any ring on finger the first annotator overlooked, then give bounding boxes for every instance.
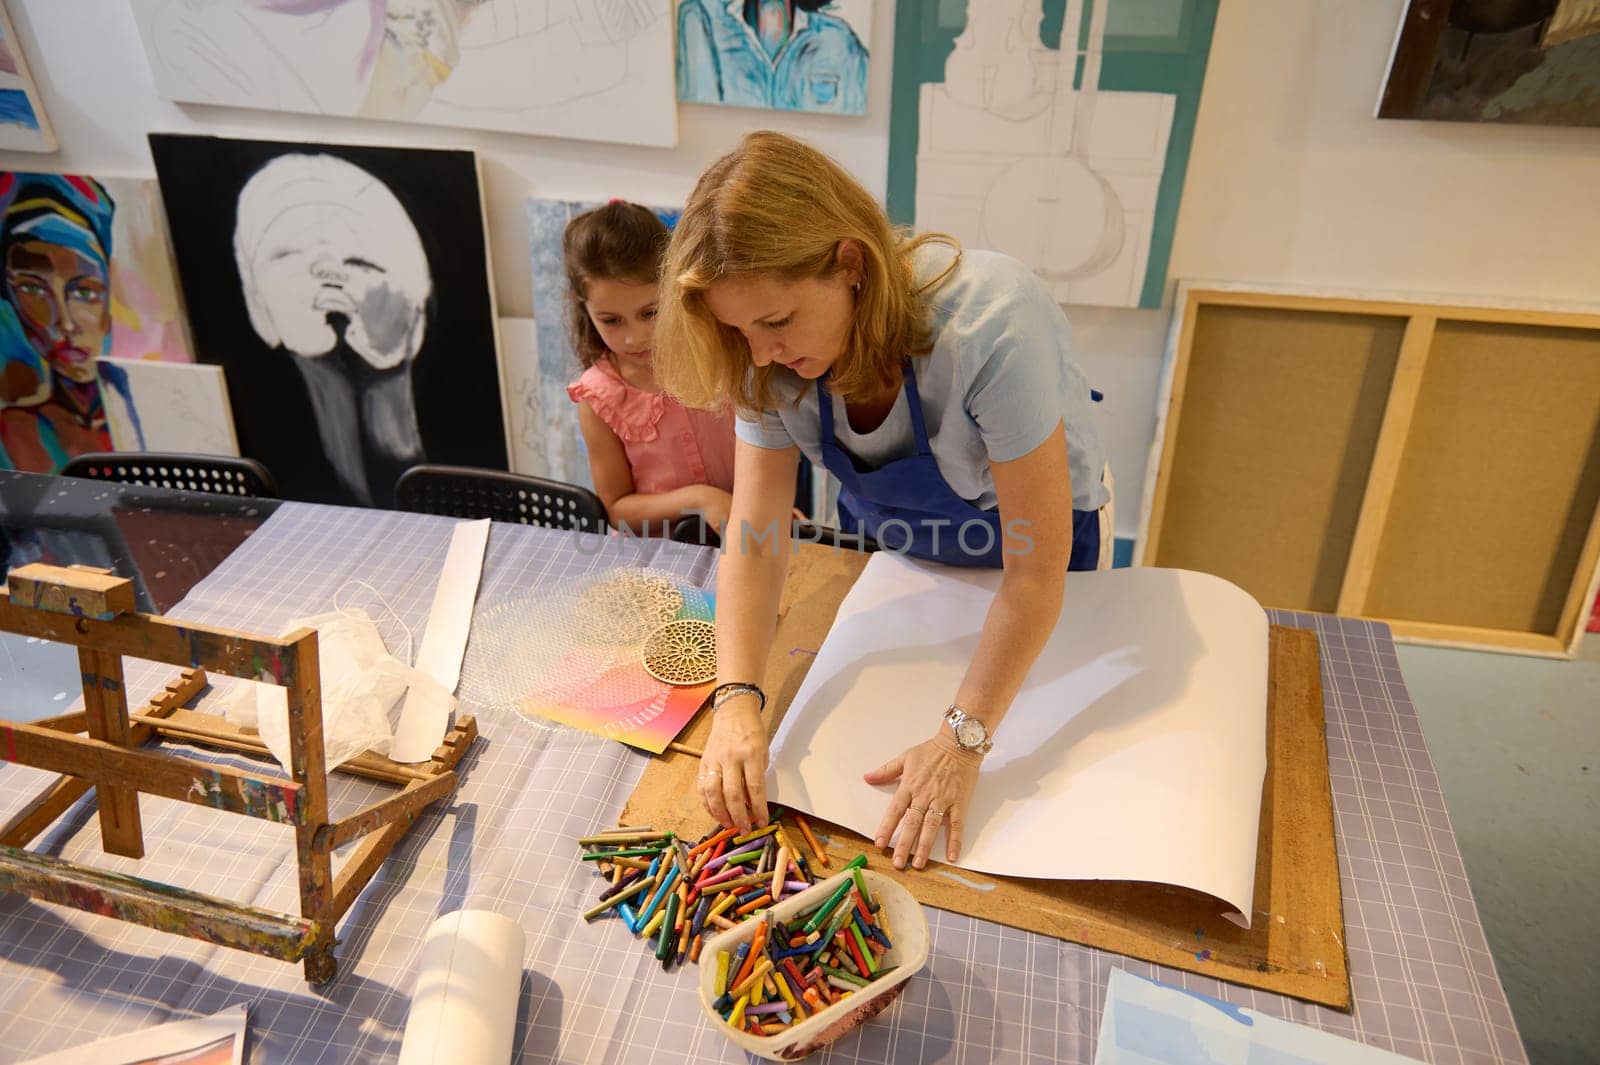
[927,808,944,823]
[907,805,927,817]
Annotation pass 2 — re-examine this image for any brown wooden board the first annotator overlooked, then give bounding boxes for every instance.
[1365,320,1600,636]
[622,545,1351,1010]
[1149,304,1404,613]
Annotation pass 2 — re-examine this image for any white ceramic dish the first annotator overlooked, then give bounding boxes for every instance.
[696,867,929,1061]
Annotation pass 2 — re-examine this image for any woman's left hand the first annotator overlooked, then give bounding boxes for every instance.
[864,729,982,870]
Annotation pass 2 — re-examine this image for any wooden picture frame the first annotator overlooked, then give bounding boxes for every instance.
[1137,283,1600,657]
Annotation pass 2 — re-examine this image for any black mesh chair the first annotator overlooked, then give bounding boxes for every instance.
[394,465,608,532]
[61,452,278,498]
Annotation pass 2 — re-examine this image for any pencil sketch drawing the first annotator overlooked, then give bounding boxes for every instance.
[131,0,677,147]
[913,0,1173,307]
[99,357,238,456]
[497,316,552,477]
[234,153,429,505]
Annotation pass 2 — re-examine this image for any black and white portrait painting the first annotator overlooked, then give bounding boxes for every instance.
[150,133,507,507]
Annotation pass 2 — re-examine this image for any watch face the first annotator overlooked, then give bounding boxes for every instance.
[956,718,986,748]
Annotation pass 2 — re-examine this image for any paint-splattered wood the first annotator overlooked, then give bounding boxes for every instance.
[330,809,413,923]
[0,669,205,849]
[0,845,318,962]
[6,563,135,620]
[78,647,144,859]
[129,707,435,785]
[326,716,479,923]
[282,633,336,984]
[0,597,314,687]
[0,720,306,825]
[320,770,457,850]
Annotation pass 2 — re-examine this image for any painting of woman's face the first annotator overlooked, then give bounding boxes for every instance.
[4,239,111,384]
[235,153,432,372]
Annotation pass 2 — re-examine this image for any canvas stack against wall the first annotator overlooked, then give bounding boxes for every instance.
[0,172,196,474]
[887,0,1219,310]
[149,134,508,509]
[676,0,873,115]
[130,0,678,147]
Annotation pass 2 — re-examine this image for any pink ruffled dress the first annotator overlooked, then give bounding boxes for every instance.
[566,359,736,495]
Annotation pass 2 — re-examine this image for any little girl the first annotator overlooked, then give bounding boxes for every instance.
[564,201,736,539]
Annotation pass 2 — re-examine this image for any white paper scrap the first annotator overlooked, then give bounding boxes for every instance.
[390,518,491,763]
[769,554,1269,921]
[1095,969,1423,1064]
[20,1002,247,1065]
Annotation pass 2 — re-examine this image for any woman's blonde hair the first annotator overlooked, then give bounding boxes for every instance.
[655,131,958,412]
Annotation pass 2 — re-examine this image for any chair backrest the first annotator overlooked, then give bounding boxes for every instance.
[394,465,607,532]
[61,452,279,498]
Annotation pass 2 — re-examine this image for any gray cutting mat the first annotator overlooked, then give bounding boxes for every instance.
[0,503,1524,1063]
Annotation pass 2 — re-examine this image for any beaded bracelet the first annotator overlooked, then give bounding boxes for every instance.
[709,682,766,713]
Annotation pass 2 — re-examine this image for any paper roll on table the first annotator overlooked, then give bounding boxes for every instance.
[398,910,526,1065]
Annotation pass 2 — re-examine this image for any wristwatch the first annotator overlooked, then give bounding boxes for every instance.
[943,704,994,755]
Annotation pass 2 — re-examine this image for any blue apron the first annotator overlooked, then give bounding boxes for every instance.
[816,359,1103,570]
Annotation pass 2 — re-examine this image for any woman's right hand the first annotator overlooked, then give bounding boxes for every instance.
[698,696,769,832]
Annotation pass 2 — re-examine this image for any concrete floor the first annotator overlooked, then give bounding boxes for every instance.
[1397,633,1600,1065]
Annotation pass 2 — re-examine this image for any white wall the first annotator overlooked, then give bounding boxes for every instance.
[4,1,1597,535]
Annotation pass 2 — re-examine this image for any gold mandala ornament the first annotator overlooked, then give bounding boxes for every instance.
[641,619,717,686]
[578,571,685,643]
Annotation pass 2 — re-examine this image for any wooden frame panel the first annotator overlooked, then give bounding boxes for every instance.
[1140,286,1600,656]
[1364,320,1600,638]
[1145,298,1406,611]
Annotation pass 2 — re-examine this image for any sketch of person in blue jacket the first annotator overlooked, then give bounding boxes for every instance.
[677,0,869,115]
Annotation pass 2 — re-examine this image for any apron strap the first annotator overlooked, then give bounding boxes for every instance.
[898,359,934,455]
[818,363,933,456]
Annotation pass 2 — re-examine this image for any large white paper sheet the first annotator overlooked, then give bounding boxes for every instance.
[769,554,1268,921]
[1095,969,1423,1064]
[20,1002,246,1065]
[391,518,491,763]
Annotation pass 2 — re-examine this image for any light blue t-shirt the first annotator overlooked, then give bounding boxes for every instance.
[735,246,1110,514]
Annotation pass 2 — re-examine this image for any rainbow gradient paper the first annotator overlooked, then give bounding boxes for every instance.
[517,643,713,754]
[509,573,715,753]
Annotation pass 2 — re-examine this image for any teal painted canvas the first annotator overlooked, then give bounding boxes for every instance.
[887,0,1218,309]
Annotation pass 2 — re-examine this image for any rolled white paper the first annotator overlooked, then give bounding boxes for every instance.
[397,909,526,1065]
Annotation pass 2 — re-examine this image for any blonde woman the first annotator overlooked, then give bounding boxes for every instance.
[655,132,1112,873]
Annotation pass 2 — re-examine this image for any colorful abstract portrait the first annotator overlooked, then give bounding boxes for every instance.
[676,0,871,115]
[1379,0,1600,126]
[0,174,143,473]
